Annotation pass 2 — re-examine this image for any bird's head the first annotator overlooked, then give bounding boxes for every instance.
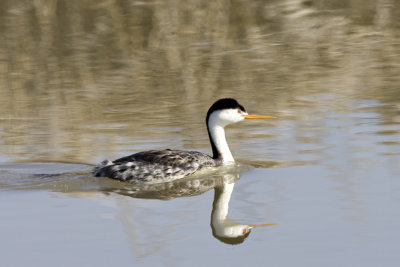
[206,98,274,127]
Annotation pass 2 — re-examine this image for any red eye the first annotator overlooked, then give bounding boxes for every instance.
[237,110,241,114]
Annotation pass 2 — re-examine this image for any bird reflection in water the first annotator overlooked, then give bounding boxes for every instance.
[103,169,275,245]
[211,174,275,245]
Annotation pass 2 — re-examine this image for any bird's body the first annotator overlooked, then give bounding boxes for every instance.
[93,98,274,183]
[93,149,217,183]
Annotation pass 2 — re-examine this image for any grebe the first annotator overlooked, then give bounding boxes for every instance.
[93,98,274,183]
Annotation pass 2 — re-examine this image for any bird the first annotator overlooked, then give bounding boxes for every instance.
[93,98,274,183]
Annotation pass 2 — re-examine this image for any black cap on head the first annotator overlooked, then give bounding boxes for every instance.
[206,98,246,121]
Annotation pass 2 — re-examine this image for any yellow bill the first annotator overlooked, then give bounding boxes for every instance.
[242,114,276,119]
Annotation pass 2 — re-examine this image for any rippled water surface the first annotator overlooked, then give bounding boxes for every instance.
[1,0,400,266]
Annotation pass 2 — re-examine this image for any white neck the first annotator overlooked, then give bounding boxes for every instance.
[208,116,235,163]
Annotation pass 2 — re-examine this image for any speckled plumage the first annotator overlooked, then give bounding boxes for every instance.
[93,149,218,183]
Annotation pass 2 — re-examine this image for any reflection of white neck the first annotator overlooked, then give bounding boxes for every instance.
[213,182,235,221]
[212,179,248,238]
[211,175,276,242]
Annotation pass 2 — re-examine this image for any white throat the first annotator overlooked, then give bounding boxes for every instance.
[207,112,236,163]
[209,126,234,163]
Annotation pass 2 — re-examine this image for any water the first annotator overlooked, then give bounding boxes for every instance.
[1,0,400,266]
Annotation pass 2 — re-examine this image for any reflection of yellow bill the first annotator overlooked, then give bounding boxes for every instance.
[242,114,276,119]
[248,224,277,229]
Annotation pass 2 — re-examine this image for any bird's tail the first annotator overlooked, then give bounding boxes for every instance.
[92,160,113,177]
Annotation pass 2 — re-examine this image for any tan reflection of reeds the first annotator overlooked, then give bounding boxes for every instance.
[0,0,399,163]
